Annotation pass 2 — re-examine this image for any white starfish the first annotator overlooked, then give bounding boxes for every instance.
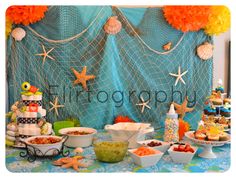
[49,97,64,116]
[136,96,151,113]
[169,66,188,86]
[35,45,55,65]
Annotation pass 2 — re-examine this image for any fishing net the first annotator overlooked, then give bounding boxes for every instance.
[6,6,213,129]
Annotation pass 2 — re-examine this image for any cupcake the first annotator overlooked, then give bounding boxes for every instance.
[204,106,216,116]
[224,98,231,104]
[218,117,228,125]
[220,107,231,117]
[219,132,229,141]
[210,98,223,105]
[195,131,207,140]
[207,134,220,141]
[215,86,224,93]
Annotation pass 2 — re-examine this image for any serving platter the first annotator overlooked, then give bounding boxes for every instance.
[185,131,230,159]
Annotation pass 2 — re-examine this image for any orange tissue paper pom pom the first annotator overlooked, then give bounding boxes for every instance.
[179,119,190,140]
[6,6,48,26]
[163,6,211,32]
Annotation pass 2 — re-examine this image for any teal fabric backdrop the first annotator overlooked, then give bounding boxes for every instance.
[6,6,213,129]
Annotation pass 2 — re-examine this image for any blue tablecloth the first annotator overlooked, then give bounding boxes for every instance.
[6,130,230,173]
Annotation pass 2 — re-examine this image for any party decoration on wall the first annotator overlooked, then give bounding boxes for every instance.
[35,45,55,65]
[204,6,230,36]
[103,16,122,35]
[163,42,172,51]
[6,6,48,26]
[6,17,12,38]
[169,66,188,86]
[11,27,26,41]
[173,97,194,119]
[178,119,190,140]
[114,115,135,124]
[71,66,96,91]
[196,42,214,60]
[53,156,88,171]
[7,6,214,130]
[163,6,211,32]
[49,97,64,116]
[136,96,151,113]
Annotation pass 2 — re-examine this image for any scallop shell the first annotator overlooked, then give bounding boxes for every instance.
[163,42,172,51]
[11,27,26,41]
[103,16,122,35]
[197,42,214,60]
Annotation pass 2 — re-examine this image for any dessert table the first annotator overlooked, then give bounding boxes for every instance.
[5,130,230,173]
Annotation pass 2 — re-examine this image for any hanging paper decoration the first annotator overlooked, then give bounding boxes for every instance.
[11,27,26,41]
[114,115,134,124]
[196,42,214,60]
[103,16,122,35]
[5,17,12,38]
[204,6,230,36]
[163,6,211,32]
[6,6,48,26]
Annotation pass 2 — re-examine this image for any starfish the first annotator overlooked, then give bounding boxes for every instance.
[71,66,96,91]
[53,156,87,172]
[136,96,151,113]
[173,97,194,119]
[49,97,64,116]
[169,66,188,86]
[35,45,55,65]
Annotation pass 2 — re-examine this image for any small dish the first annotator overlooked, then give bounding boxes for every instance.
[24,135,65,156]
[59,127,97,148]
[137,139,170,153]
[128,147,163,167]
[168,144,198,164]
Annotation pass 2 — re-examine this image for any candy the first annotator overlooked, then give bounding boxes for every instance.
[164,118,179,142]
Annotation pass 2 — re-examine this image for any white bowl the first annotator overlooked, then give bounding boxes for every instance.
[105,123,154,148]
[59,127,97,148]
[137,139,171,153]
[24,135,65,156]
[168,144,198,164]
[128,148,164,167]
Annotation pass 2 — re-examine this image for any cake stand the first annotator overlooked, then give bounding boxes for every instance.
[185,131,230,159]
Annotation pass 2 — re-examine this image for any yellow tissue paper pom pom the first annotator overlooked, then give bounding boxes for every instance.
[204,6,230,36]
[6,17,12,38]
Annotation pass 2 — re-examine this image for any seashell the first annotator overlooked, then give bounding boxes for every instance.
[103,16,122,35]
[163,42,172,51]
[74,147,84,154]
[197,42,214,60]
[11,27,26,41]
